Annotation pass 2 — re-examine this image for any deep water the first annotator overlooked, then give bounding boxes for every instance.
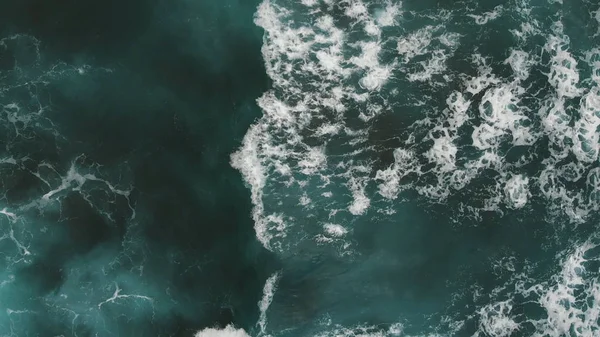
[0,0,277,336]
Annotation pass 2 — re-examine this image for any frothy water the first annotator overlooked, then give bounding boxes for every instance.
[234,0,600,253]
[195,325,252,337]
[231,0,600,335]
[1,0,599,336]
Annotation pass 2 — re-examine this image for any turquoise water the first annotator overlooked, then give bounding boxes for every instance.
[0,0,600,336]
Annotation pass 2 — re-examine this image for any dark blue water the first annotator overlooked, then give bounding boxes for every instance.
[1,0,600,337]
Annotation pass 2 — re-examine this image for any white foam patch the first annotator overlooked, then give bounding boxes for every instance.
[407,50,450,82]
[504,174,529,209]
[479,83,535,147]
[504,50,533,81]
[585,48,600,85]
[473,300,519,337]
[376,148,420,200]
[572,88,600,163]
[323,223,348,237]
[397,26,435,62]
[348,176,371,216]
[351,41,394,91]
[315,223,352,251]
[313,323,405,337]
[301,0,318,7]
[467,5,503,25]
[194,325,251,337]
[459,236,600,337]
[544,24,582,99]
[526,240,600,337]
[446,91,471,128]
[397,27,459,84]
[471,239,600,337]
[425,133,457,172]
[465,54,501,95]
[375,2,402,27]
[594,8,600,37]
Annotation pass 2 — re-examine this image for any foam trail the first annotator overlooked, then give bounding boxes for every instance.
[257,272,280,336]
[192,272,280,337]
[467,5,503,25]
[231,125,271,249]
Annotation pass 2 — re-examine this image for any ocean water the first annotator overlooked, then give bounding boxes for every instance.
[0,0,274,335]
[1,0,600,336]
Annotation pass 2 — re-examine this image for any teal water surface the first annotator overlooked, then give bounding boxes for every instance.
[1,0,600,337]
[0,0,276,336]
